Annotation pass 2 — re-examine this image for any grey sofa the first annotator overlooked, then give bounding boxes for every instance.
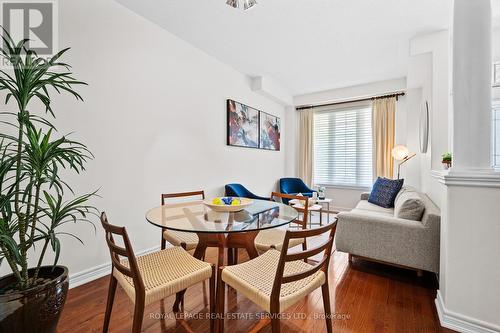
[335,186,440,274]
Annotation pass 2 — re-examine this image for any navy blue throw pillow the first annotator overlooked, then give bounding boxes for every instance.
[368,177,404,208]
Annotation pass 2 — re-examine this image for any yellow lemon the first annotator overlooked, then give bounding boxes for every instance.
[231,199,240,206]
[212,197,223,205]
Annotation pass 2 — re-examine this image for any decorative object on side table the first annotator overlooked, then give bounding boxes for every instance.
[317,186,326,200]
[392,145,416,179]
[442,152,452,170]
[0,30,97,333]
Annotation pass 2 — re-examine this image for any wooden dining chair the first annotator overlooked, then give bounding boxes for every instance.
[254,192,310,254]
[161,190,205,251]
[217,221,337,333]
[100,212,216,333]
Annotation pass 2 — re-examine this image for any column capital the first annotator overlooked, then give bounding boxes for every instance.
[431,169,500,187]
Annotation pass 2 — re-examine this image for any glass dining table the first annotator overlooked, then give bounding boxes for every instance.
[146,199,299,266]
[146,198,298,312]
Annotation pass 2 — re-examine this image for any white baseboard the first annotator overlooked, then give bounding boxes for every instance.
[435,290,500,333]
[69,245,160,289]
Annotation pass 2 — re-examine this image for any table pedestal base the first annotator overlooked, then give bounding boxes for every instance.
[173,230,260,311]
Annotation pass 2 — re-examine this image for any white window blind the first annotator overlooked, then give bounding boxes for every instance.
[313,103,373,188]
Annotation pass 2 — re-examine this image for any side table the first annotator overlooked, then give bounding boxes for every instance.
[290,202,323,226]
[315,198,334,223]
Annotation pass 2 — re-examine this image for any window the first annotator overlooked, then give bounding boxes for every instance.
[313,103,373,188]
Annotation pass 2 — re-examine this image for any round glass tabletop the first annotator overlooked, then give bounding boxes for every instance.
[146,199,298,234]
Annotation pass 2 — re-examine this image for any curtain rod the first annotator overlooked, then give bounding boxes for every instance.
[295,91,406,111]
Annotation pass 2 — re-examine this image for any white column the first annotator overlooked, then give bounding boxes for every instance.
[434,2,500,331]
[451,0,492,171]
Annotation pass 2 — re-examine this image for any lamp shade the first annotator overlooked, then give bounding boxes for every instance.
[392,145,409,161]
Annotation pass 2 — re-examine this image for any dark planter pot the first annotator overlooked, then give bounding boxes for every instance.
[0,266,69,333]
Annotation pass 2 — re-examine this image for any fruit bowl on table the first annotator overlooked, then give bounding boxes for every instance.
[203,197,253,212]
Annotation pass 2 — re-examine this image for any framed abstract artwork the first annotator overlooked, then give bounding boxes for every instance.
[227,99,259,148]
[259,111,281,151]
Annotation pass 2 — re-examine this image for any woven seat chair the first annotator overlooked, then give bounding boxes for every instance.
[100,212,215,333]
[161,191,205,251]
[217,221,337,333]
[254,192,310,253]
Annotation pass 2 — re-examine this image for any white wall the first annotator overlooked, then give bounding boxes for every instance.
[404,30,450,207]
[494,27,500,63]
[494,27,500,160]
[284,106,298,177]
[439,184,500,330]
[0,0,287,281]
[413,20,500,332]
[406,26,500,202]
[292,78,408,210]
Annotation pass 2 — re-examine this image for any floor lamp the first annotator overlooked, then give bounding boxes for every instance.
[392,145,416,179]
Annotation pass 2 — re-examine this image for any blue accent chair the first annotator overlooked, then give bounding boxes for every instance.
[279,178,317,204]
[224,183,270,201]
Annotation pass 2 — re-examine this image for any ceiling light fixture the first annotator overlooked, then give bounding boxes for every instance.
[243,0,257,10]
[226,0,257,10]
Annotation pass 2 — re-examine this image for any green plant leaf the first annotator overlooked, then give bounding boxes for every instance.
[0,26,97,289]
[50,233,60,269]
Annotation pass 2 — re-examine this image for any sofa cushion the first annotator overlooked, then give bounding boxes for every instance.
[394,188,425,221]
[368,177,404,208]
[354,200,394,216]
[395,185,417,202]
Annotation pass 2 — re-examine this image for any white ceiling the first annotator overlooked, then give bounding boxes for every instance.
[116,0,500,96]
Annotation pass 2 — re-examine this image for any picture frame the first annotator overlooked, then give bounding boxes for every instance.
[226,99,281,151]
[227,99,260,149]
[259,111,281,151]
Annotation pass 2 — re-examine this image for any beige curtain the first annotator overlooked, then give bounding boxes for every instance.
[298,108,314,186]
[372,97,396,179]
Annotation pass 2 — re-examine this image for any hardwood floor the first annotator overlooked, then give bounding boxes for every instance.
[57,244,454,333]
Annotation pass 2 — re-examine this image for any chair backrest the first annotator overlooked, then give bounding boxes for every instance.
[270,221,337,304]
[161,190,205,205]
[271,192,310,228]
[279,177,312,194]
[100,212,145,292]
[226,184,270,201]
[224,184,249,197]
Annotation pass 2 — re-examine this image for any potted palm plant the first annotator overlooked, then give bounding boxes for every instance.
[0,30,96,332]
